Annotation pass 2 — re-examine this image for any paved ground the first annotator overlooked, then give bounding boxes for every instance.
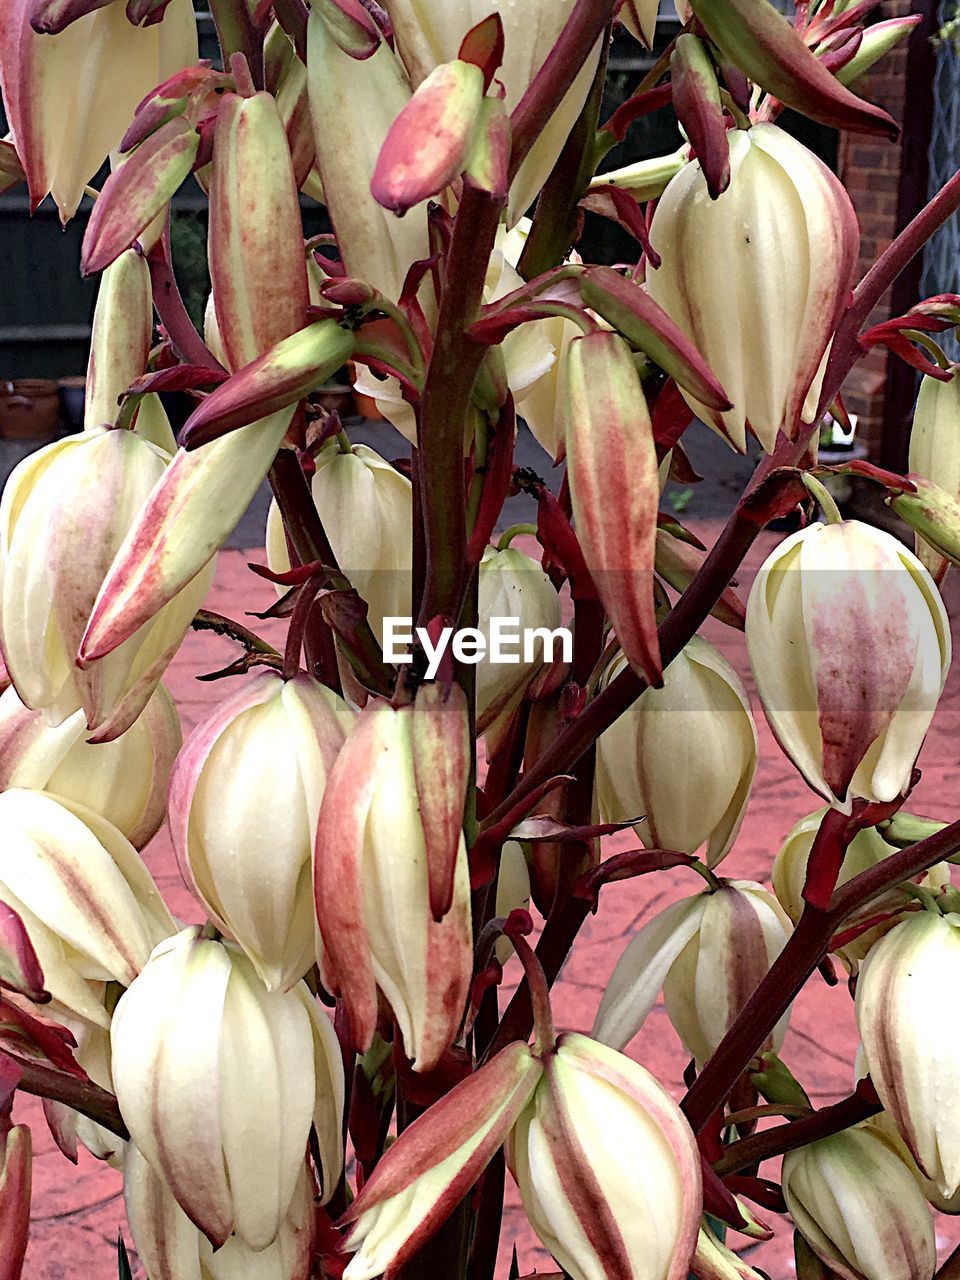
[12,460,960,1276]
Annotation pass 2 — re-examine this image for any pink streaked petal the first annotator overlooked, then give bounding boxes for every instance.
[313,703,383,1054]
[0,903,47,1004]
[411,685,469,922]
[341,1043,541,1225]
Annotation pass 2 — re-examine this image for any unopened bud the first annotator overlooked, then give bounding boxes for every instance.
[315,699,473,1071]
[746,519,950,810]
[170,671,352,992]
[507,1033,702,1280]
[595,637,757,868]
[782,1127,935,1280]
[647,124,859,452]
[857,910,960,1200]
[112,927,344,1249]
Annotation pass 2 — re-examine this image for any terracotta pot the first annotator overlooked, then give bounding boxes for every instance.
[0,380,62,440]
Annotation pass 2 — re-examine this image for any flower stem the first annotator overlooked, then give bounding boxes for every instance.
[15,1061,127,1140]
[416,185,503,629]
[802,472,843,524]
[209,0,264,89]
[504,914,557,1056]
[510,0,619,180]
[714,1086,881,1176]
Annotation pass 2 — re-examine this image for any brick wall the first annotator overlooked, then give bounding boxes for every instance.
[835,0,915,454]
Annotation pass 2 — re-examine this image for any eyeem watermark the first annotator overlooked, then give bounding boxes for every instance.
[384,617,573,680]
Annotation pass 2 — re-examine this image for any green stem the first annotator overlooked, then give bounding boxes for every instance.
[802,472,843,524]
[209,0,264,88]
[497,523,538,550]
[517,32,610,280]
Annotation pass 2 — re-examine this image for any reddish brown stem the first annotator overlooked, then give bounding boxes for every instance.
[16,1060,127,1140]
[416,185,503,628]
[510,0,619,179]
[683,812,960,1132]
[147,231,225,374]
[714,1086,882,1177]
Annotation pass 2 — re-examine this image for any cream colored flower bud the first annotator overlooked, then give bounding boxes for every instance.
[0,788,175,1029]
[0,427,213,742]
[773,809,951,973]
[315,699,473,1072]
[856,910,960,1200]
[782,1128,936,1280]
[908,369,960,580]
[746,520,950,811]
[266,441,411,650]
[0,0,198,221]
[506,1033,702,1280]
[383,0,601,226]
[112,928,344,1251]
[593,881,791,1065]
[865,1110,960,1215]
[0,683,180,850]
[647,124,859,453]
[477,545,563,734]
[169,671,352,992]
[307,9,431,305]
[124,1142,315,1280]
[595,636,757,869]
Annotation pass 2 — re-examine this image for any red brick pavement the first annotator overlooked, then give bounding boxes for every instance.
[16,520,960,1278]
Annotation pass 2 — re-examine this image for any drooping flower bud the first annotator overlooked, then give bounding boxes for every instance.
[124,1142,316,1280]
[595,637,757,869]
[314,698,473,1072]
[0,788,175,1029]
[782,1127,936,1280]
[84,248,153,430]
[111,927,345,1250]
[79,89,322,665]
[383,0,602,226]
[169,671,352,992]
[341,1042,543,1279]
[565,330,662,685]
[0,0,197,220]
[864,1109,960,1215]
[593,881,791,1065]
[0,682,181,850]
[646,124,859,453]
[856,910,960,1200]
[506,1032,702,1280]
[0,427,212,741]
[906,369,960,581]
[266,440,412,649]
[476,544,563,734]
[307,9,431,305]
[746,520,950,810]
[773,809,951,973]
